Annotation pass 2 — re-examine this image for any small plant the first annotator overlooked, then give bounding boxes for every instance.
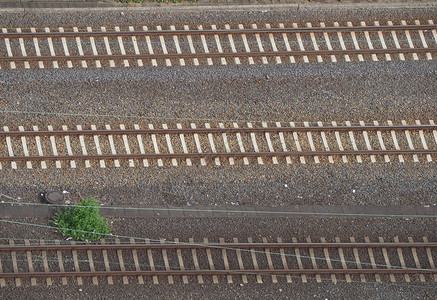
[52,197,111,242]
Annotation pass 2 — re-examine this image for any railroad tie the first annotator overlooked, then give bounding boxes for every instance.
[55,240,68,285]
[347,22,364,62]
[277,237,292,283]
[290,122,306,164]
[218,238,233,284]
[224,24,240,65]
[262,237,278,283]
[293,23,309,63]
[189,238,204,284]
[162,124,178,167]
[170,25,185,66]
[275,122,291,164]
[87,245,99,285]
[238,24,254,65]
[247,122,263,165]
[24,240,36,286]
[265,24,282,64]
[115,26,129,68]
[401,20,419,60]
[219,123,234,165]
[320,237,336,283]
[248,237,263,283]
[160,239,174,284]
[262,122,278,164]
[423,237,437,282]
[120,124,135,167]
[318,121,334,164]
[306,237,321,283]
[176,123,192,166]
[71,241,83,285]
[373,121,390,163]
[62,125,77,168]
[128,26,143,67]
[415,120,432,162]
[402,120,419,162]
[345,121,362,163]
[134,124,149,167]
[350,237,366,282]
[90,124,105,168]
[48,125,62,168]
[233,238,248,284]
[205,123,221,166]
[210,24,227,66]
[387,120,405,163]
[278,23,296,63]
[365,237,381,282]
[306,23,323,63]
[334,237,351,283]
[143,26,158,67]
[73,27,87,68]
[129,238,144,284]
[333,22,351,62]
[146,239,159,284]
[100,26,115,67]
[101,239,113,285]
[204,238,219,284]
[374,21,392,61]
[9,240,21,287]
[115,238,129,284]
[174,238,188,284]
[40,240,53,286]
[408,237,426,282]
[359,121,376,163]
[379,237,396,282]
[393,236,410,282]
[58,27,73,68]
[87,26,102,68]
[292,237,307,283]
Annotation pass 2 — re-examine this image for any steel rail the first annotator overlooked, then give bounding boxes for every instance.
[1,124,435,137]
[1,242,436,251]
[1,268,436,278]
[0,150,435,162]
[1,48,437,62]
[0,24,435,38]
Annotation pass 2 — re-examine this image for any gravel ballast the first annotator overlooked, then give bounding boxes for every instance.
[3,216,436,242]
[0,5,436,298]
[0,61,436,207]
[0,163,436,207]
[0,3,436,28]
[1,216,436,298]
[1,61,436,126]
[1,281,436,300]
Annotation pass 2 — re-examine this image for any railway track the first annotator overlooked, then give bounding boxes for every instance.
[1,120,436,169]
[0,237,436,286]
[1,20,436,69]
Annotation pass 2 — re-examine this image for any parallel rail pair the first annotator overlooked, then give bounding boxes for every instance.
[1,121,436,168]
[1,20,436,69]
[0,238,436,285]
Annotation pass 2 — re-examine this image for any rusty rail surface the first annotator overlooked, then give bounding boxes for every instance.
[0,150,435,162]
[1,241,436,251]
[1,124,436,137]
[1,123,436,163]
[1,24,435,38]
[1,22,435,69]
[0,241,436,280]
[1,268,436,278]
[1,48,436,62]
